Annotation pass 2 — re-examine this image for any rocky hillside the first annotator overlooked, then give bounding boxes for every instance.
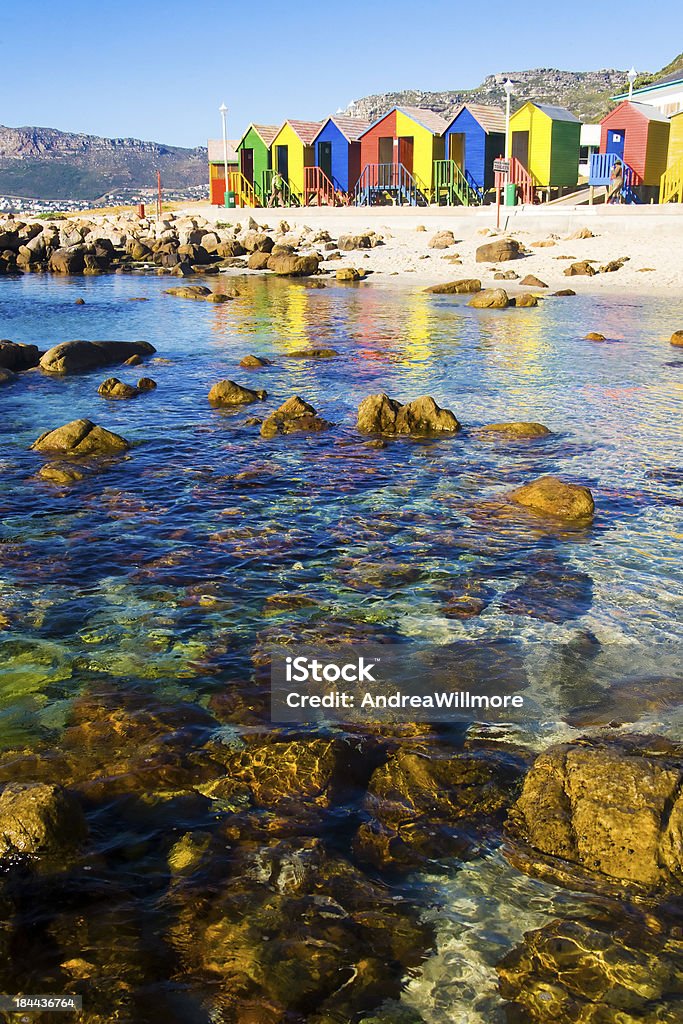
[0,125,207,201]
[344,67,638,125]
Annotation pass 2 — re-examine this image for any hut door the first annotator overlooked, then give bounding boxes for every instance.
[606,130,625,160]
[378,137,394,165]
[276,146,289,181]
[398,137,414,175]
[241,149,254,185]
[449,133,465,169]
[319,142,333,181]
[512,131,529,169]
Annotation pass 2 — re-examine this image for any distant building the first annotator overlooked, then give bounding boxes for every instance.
[207,139,239,205]
[612,69,683,117]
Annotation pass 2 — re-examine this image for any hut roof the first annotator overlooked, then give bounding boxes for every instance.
[207,139,239,163]
[627,101,671,122]
[315,116,372,142]
[398,106,449,134]
[236,124,280,149]
[281,120,323,144]
[449,103,506,133]
[533,103,581,123]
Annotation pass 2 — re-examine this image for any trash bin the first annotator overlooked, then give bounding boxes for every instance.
[504,183,517,207]
[224,191,236,209]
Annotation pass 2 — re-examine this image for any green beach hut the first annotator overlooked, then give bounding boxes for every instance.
[236,124,279,205]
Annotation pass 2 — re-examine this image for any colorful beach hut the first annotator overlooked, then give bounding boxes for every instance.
[312,116,371,198]
[207,139,238,205]
[236,124,279,205]
[661,109,683,202]
[598,101,670,199]
[440,103,506,203]
[507,102,581,192]
[357,106,447,205]
[269,120,322,205]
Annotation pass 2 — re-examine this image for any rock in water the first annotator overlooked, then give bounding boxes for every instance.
[97,377,139,399]
[0,367,16,386]
[208,380,267,405]
[509,475,594,521]
[670,330,683,347]
[31,418,130,456]
[506,737,683,891]
[425,279,481,294]
[478,422,551,439]
[357,393,460,435]
[247,251,271,270]
[336,267,365,281]
[467,288,510,309]
[267,253,320,277]
[239,354,272,368]
[584,331,606,341]
[39,340,155,374]
[513,293,538,307]
[475,238,521,262]
[136,377,157,391]
[0,782,86,866]
[163,285,212,299]
[289,348,338,359]
[0,340,41,371]
[260,396,331,438]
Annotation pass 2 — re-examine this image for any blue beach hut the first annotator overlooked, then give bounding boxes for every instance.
[442,103,506,197]
[312,116,371,195]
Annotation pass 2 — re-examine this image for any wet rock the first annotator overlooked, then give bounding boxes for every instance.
[467,288,510,308]
[478,422,551,439]
[506,736,683,892]
[74,296,85,305]
[0,781,86,867]
[584,331,606,341]
[290,347,338,358]
[242,231,274,253]
[509,475,594,522]
[428,230,456,249]
[0,339,41,371]
[355,749,525,869]
[260,396,331,438]
[204,291,232,303]
[123,353,142,366]
[500,566,593,622]
[0,367,16,386]
[208,379,267,406]
[670,330,683,347]
[563,261,596,277]
[553,288,576,296]
[336,267,365,281]
[31,418,130,456]
[247,250,272,270]
[39,339,156,374]
[97,377,139,399]
[520,274,547,287]
[240,354,272,368]
[37,462,87,485]
[475,238,521,262]
[513,293,538,307]
[425,278,481,294]
[357,393,460,435]
[338,233,373,250]
[136,377,156,391]
[48,246,85,274]
[497,915,683,1024]
[163,284,212,299]
[267,253,320,276]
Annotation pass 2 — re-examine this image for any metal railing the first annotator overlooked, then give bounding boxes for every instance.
[354,163,428,206]
[432,160,483,205]
[261,169,301,207]
[589,152,640,203]
[303,166,337,206]
[227,171,259,208]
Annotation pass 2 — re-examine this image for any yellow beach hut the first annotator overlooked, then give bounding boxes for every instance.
[357,106,447,204]
[269,120,322,205]
[507,102,581,196]
[661,109,683,202]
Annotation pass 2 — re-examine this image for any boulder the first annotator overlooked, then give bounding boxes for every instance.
[494,269,519,280]
[260,396,332,438]
[242,231,274,254]
[203,292,232,303]
[39,340,156,374]
[670,330,683,347]
[239,354,272,368]
[336,267,365,281]
[563,261,596,277]
[0,367,17,386]
[513,293,538,307]
[509,475,594,521]
[124,354,142,366]
[425,278,481,294]
[506,737,683,891]
[0,339,41,371]
[357,393,460,435]
[163,285,212,299]
[338,234,373,251]
[31,418,130,457]
[475,238,521,262]
[247,251,272,270]
[215,239,246,258]
[0,782,86,867]
[600,257,628,273]
[520,274,547,287]
[136,377,157,391]
[584,331,606,341]
[267,253,320,277]
[37,462,87,485]
[208,380,267,406]
[428,230,456,249]
[552,288,576,296]
[467,288,510,309]
[48,246,85,274]
[97,377,139,399]
[478,422,551,439]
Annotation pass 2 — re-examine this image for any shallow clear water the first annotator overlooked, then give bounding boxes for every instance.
[0,270,682,1018]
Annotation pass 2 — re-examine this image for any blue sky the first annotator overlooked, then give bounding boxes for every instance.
[2,1,681,147]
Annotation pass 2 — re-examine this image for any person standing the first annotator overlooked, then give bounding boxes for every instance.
[269,172,284,208]
[607,160,624,204]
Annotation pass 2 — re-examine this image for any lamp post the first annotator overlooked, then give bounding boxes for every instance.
[219,102,229,206]
[627,67,637,100]
[504,78,513,192]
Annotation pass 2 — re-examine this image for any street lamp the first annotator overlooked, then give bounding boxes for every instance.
[504,79,513,161]
[219,102,229,206]
[627,67,637,100]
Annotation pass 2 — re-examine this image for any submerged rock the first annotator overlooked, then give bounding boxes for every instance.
[289,347,339,358]
[208,379,267,405]
[260,395,331,438]
[0,781,86,867]
[478,422,551,439]
[425,278,481,294]
[0,367,16,386]
[509,475,594,521]
[39,339,155,374]
[357,393,460,436]
[37,462,87,485]
[506,736,683,892]
[240,354,272,368]
[163,284,212,299]
[97,377,139,399]
[31,418,130,456]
